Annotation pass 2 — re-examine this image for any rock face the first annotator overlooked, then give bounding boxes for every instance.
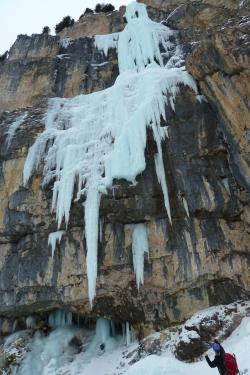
[186,14,250,223]
[0,0,249,331]
[58,8,126,40]
[0,33,118,112]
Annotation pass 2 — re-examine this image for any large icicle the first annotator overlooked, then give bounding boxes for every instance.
[85,188,101,305]
[123,321,135,346]
[23,2,198,305]
[132,223,149,288]
[154,152,172,224]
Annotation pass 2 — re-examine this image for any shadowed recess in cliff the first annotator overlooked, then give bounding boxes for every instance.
[22,2,199,306]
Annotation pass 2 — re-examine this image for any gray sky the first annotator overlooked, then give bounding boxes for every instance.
[0,0,131,55]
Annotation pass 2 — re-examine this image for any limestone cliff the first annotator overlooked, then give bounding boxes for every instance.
[0,0,249,335]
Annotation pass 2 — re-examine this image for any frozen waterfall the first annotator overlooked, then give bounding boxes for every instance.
[23,1,198,305]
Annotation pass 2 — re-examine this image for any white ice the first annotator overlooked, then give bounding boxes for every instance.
[95,318,111,343]
[11,319,127,375]
[48,231,64,257]
[91,62,109,67]
[124,322,136,347]
[95,2,174,73]
[25,316,36,329]
[5,112,27,148]
[23,2,198,304]
[60,38,73,49]
[95,33,119,56]
[154,152,172,224]
[48,309,73,328]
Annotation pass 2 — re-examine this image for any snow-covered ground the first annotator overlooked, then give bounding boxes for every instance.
[77,308,250,375]
[2,302,249,375]
[125,318,250,375]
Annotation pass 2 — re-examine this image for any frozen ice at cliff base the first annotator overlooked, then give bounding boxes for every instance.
[4,304,250,375]
[23,1,198,305]
[48,309,72,328]
[9,317,133,375]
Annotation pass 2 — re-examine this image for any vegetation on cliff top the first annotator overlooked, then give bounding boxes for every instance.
[55,16,75,34]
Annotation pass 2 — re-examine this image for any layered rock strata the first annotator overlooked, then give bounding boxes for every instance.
[0,0,249,330]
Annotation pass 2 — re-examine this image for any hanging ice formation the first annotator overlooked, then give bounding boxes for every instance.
[124,321,135,346]
[48,309,73,328]
[5,112,27,148]
[182,197,190,218]
[95,318,112,343]
[48,230,64,257]
[23,2,198,305]
[95,318,135,347]
[48,231,64,257]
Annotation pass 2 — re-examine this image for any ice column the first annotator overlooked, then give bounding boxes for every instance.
[132,223,149,288]
[48,310,73,328]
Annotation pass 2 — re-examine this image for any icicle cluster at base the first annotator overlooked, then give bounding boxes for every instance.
[124,322,135,346]
[48,309,73,328]
[23,1,198,305]
[95,318,135,348]
[95,318,111,342]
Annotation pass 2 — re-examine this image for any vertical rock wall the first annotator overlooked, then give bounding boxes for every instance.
[0,0,249,326]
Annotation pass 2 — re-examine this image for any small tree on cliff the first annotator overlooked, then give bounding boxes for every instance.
[79,8,94,20]
[42,26,51,34]
[0,51,8,62]
[95,3,115,13]
[55,16,75,34]
[84,8,94,15]
[102,4,115,12]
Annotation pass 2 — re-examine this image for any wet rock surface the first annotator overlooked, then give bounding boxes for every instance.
[0,0,249,327]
